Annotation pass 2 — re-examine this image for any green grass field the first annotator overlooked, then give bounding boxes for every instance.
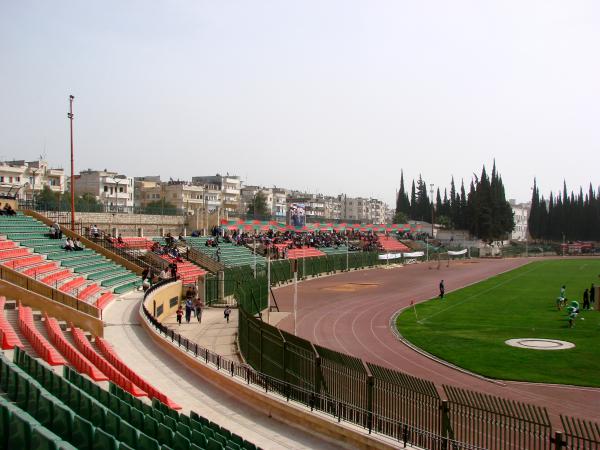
[397,259,600,387]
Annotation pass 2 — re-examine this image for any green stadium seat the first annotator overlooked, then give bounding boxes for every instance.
[206,437,224,450]
[104,410,121,438]
[51,401,74,442]
[130,406,144,430]
[90,400,107,429]
[191,430,208,449]
[143,413,159,438]
[118,399,132,423]
[8,402,36,449]
[157,422,174,447]
[118,419,139,448]
[92,427,119,450]
[172,431,191,450]
[31,425,70,450]
[71,414,94,450]
[138,432,161,450]
[37,392,55,427]
[176,421,191,440]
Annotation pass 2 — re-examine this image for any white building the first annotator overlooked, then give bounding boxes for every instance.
[341,195,389,223]
[192,174,241,213]
[0,159,65,200]
[509,199,530,241]
[74,169,134,210]
[240,186,288,218]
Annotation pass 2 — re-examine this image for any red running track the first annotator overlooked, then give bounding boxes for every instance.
[274,258,600,425]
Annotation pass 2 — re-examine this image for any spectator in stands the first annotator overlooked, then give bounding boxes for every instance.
[159,268,170,281]
[63,237,74,251]
[224,305,231,323]
[73,238,84,251]
[49,226,57,239]
[2,204,16,216]
[52,222,62,239]
[142,278,151,292]
[90,224,100,239]
[178,233,186,242]
[117,234,124,245]
[176,305,183,325]
[170,262,177,279]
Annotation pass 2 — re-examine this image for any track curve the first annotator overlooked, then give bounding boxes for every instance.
[274,258,600,424]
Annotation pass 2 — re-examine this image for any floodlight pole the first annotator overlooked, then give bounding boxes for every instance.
[267,251,271,324]
[346,235,349,271]
[293,269,298,335]
[68,95,75,231]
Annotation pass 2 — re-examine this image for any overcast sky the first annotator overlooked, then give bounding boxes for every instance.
[1,1,598,206]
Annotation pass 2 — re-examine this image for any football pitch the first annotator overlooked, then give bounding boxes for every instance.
[397,258,600,387]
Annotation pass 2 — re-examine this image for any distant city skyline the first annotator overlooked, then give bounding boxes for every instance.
[1,1,598,206]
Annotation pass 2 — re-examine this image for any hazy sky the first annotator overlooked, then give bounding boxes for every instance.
[1,1,598,206]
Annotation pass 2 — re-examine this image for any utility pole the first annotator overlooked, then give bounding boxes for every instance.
[429,183,434,237]
[68,95,75,231]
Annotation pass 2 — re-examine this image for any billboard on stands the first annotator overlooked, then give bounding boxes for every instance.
[288,203,306,227]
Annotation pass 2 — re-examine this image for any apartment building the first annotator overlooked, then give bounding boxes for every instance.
[74,169,134,209]
[0,159,65,200]
[192,174,241,213]
[509,199,530,241]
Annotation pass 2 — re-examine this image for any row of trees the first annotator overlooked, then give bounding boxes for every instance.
[395,162,514,241]
[528,180,600,241]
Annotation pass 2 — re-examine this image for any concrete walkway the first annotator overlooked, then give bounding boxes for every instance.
[162,307,240,363]
[101,292,343,450]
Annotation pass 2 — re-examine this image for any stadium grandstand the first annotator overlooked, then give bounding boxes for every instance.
[1,207,598,450]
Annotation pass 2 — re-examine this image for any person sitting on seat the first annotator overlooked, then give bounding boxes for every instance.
[90,224,100,239]
[2,204,16,216]
[117,234,124,245]
[74,238,84,251]
[63,237,74,251]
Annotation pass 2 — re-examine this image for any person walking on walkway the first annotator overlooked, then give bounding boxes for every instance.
[195,300,203,323]
[176,305,183,326]
[224,306,231,323]
[185,298,193,323]
[439,280,445,299]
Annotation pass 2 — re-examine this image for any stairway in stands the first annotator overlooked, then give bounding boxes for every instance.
[0,213,143,310]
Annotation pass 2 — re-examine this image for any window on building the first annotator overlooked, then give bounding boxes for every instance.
[104,186,108,192]
[16,177,20,182]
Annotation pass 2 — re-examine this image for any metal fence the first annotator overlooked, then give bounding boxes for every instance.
[18,200,188,217]
[231,265,600,450]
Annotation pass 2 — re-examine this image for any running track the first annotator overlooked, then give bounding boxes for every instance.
[274,258,600,425]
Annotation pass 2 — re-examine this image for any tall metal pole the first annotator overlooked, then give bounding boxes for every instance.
[293,269,298,335]
[68,95,75,231]
[429,184,434,237]
[253,233,257,278]
[267,252,271,324]
[345,234,349,271]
